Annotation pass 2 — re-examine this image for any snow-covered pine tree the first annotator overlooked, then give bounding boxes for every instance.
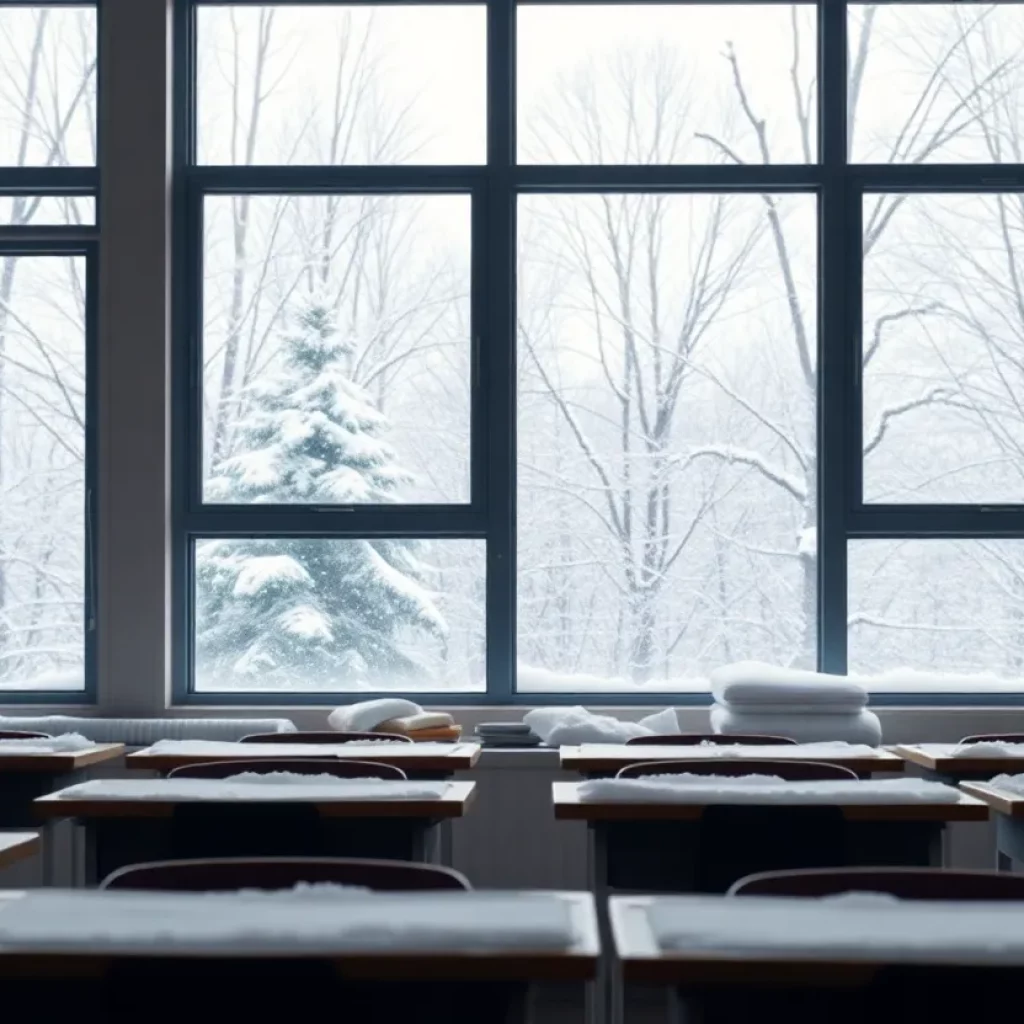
[196,296,447,687]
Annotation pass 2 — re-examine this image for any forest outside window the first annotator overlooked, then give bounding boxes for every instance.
[0,3,97,698]
[178,0,1024,703]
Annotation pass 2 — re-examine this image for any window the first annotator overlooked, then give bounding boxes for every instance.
[177,0,1024,701]
[0,4,96,697]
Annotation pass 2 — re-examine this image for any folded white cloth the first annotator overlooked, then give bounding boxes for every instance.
[710,662,868,710]
[523,706,679,746]
[327,699,423,733]
[710,704,883,746]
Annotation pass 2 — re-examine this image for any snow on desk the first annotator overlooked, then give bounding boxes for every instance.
[35,776,474,818]
[610,893,1024,986]
[125,739,481,775]
[894,742,1024,778]
[0,740,124,776]
[560,742,904,777]
[554,778,984,821]
[0,889,598,980]
[959,776,1024,870]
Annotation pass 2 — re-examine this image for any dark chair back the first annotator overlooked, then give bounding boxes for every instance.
[101,856,471,891]
[240,730,412,744]
[169,758,406,780]
[0,729,51,740]
[960,733,1024,745]
[616,758,858,780]
[626,733,796,746]
[730,867,1024,899]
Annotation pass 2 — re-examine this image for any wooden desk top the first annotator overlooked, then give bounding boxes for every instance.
[0,744,124,774]
[960,781,1024,818]
[894,744,1023,776]
[552,782,988,823]
[610,894,1024,986]
[35,780,477,821]
[0,833,39,871]
[0,890,598,981]
[125,741,481,774]
[560,744,905,775]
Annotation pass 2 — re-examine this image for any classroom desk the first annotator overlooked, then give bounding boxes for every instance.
[609,893,1024,1022]
[560,743,905,778]
[960,780,1024,871]
[895,743,1023,781]
[555,781,986,894]
[36,780,476,885]
[0,744,124,885]
[125,740,481,779]
[0,745,125,827]
[0,888,598,1020]
[0,833,40,871]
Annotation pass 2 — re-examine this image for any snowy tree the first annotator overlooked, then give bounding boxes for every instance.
[195,298,448,687]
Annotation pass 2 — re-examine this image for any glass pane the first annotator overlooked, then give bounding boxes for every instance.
[850,4,1024,163]
[863,193,1024,503]
[194,538,485,692]
[197,5,486,165]
[202,194,471,505]
[517,193,817,691]
[0,7,96,167]
[0,256,86,691]
[0,196,94,226]
[850,540,1024,686]
[518,5,817,165]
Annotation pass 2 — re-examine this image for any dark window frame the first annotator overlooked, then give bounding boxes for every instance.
[174,0,1024,706]
[0,0,99,704]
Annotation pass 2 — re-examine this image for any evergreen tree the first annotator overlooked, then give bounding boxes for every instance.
[196,297,447,687]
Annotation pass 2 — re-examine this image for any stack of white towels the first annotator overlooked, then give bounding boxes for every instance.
[710,662,882,746]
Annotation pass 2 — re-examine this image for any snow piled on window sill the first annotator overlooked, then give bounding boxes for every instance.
[516,664,1024,694]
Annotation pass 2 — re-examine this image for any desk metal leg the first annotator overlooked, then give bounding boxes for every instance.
[584,823,611,1024]
[996,815,1024,874]
[42,822,60,886]
[438,820,454,866]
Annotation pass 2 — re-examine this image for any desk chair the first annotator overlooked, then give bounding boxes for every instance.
[730,866,1024,899]
[0,729,50,740]
[606,759,856,894]
[100,855,470,891]
[168,758,407,779]
[703,868,1024,1023]
[97,859,490,1021]
[626,733,795,746]
[616,758,857,780]
[240,730,412,744]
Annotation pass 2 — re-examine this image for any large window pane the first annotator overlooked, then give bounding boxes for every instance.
[0,256,86,691]
[0,7,96,167]
[517,193,817,691]
[849,4,1024,163]
[202,194,471,505]
[0,196,94,227]
[863,193,1024,503]
[194,538,485,691]
[518,5,817,165]
[197,5,486,165]
[850,540,1024,683]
